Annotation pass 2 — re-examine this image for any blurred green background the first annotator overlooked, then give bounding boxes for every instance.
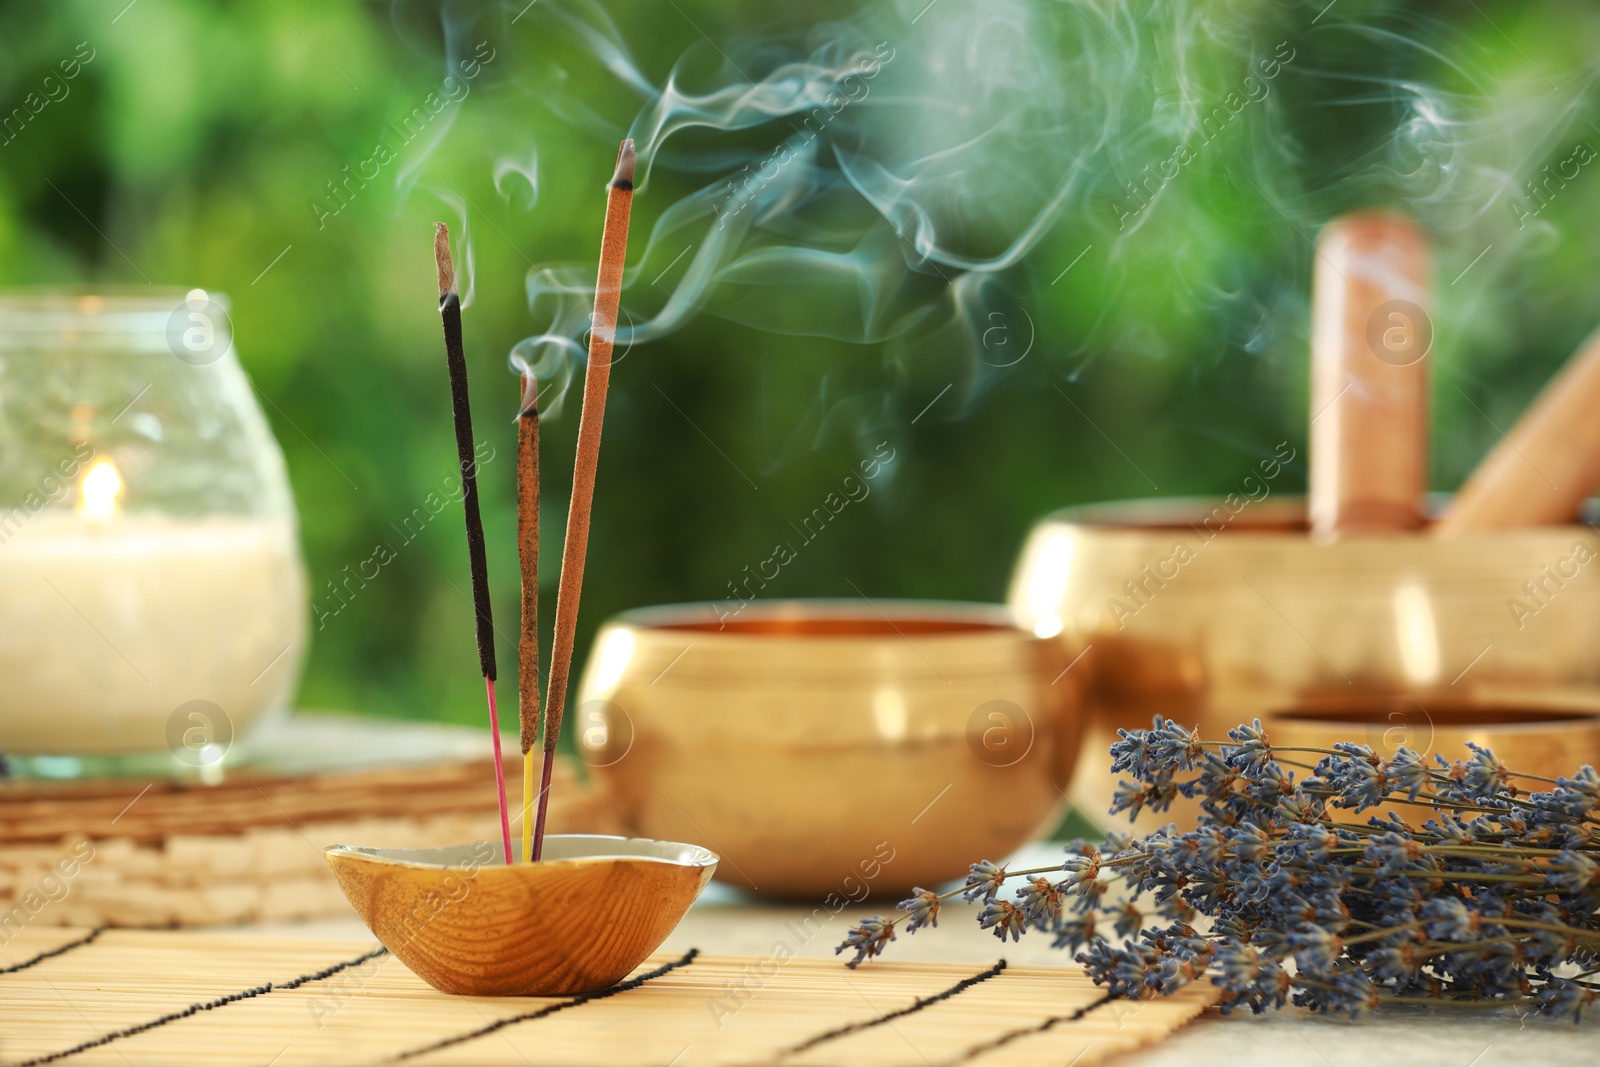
[4,0,1600,733]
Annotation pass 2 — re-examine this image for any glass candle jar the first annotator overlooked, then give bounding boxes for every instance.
[0,290,307,764]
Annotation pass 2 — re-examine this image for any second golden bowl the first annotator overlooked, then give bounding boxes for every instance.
[574,600,1079,897]
[1268,700,1600,782]
[1009,496,1600,830]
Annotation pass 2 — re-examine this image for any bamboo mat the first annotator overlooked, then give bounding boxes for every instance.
[0,927,1216,1067]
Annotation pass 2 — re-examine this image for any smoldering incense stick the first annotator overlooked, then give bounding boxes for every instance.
[531,138,637,862]
[435,222,513,866]
[516,371,542,864]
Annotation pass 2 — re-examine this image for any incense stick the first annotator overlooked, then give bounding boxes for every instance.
[434,222,513,866]
[516,371,542,863]
[531,139,637,862]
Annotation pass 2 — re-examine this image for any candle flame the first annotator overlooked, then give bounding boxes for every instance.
[77,459,124,522]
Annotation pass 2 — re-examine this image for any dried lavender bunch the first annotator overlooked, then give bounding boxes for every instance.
[837,717,1600,1021]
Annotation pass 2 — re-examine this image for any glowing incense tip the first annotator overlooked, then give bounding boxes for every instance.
[519,371,540,419]
[433,222,456,298]
[612,139,637,190]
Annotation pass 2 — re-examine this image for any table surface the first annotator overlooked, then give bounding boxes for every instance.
[247,844,1596,1067]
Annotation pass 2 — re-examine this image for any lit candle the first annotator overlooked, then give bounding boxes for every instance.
[76,458,123,523]
[0,458,306,757]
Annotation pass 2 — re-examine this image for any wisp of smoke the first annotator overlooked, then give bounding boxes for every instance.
[401,0,1600,452]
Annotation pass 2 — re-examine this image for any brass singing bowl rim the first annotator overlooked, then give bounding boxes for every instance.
[594,599,1060,686]
[1038,493,1597,542]
[1265,702,1600,781]
[1043,494,1308,532]
[323,834,719,871]
[609,598,1024,638]
[1271,703,1600,731]
[1014,495,1600,613]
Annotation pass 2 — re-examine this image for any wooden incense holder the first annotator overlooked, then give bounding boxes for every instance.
[1436,323,1600,532]
[323,835,716,996]
[1309,211,1432,539]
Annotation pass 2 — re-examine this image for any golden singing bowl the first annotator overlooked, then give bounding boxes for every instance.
[323,835,716,996]
[1268,700,1600,783]
[1008,496,1600,831]
[575,600,1079,897]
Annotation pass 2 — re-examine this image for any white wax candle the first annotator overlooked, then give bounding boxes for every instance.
[0,511,306,755]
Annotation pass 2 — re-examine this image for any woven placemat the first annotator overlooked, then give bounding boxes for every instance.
[0,927,1217,1066]
[0,718,618,928]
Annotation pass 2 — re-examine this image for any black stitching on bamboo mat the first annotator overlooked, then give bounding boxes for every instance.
[784,959,1009,1055]
[10,945,389,1067]
[942,991,1115,1065]
[391,948,701,1063]
[0,928,105,976]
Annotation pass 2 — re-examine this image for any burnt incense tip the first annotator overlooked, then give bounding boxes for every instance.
[611,139,637,190]
[433,222,456,298]
[519,371,540,418]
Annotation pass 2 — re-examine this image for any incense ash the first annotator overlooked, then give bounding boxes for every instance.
[840,717,1600,1022]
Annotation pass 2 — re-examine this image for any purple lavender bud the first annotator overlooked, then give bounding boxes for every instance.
[1537,977,1598,1022]
[1422,898,1479,941]
[1287,924,1343,971]
[1015,877,1064,926]
[1051,913,1097,952]
[835,916,895,968]
[1546,851,1599,895]
[895,888,941,933]
[962,860,1006,903]
[976,900,1027,942]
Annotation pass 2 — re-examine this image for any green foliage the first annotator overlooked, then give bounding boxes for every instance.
[3,0,1598,734]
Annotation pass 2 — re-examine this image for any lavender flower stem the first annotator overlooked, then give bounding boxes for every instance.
[840,715,1600,1021]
